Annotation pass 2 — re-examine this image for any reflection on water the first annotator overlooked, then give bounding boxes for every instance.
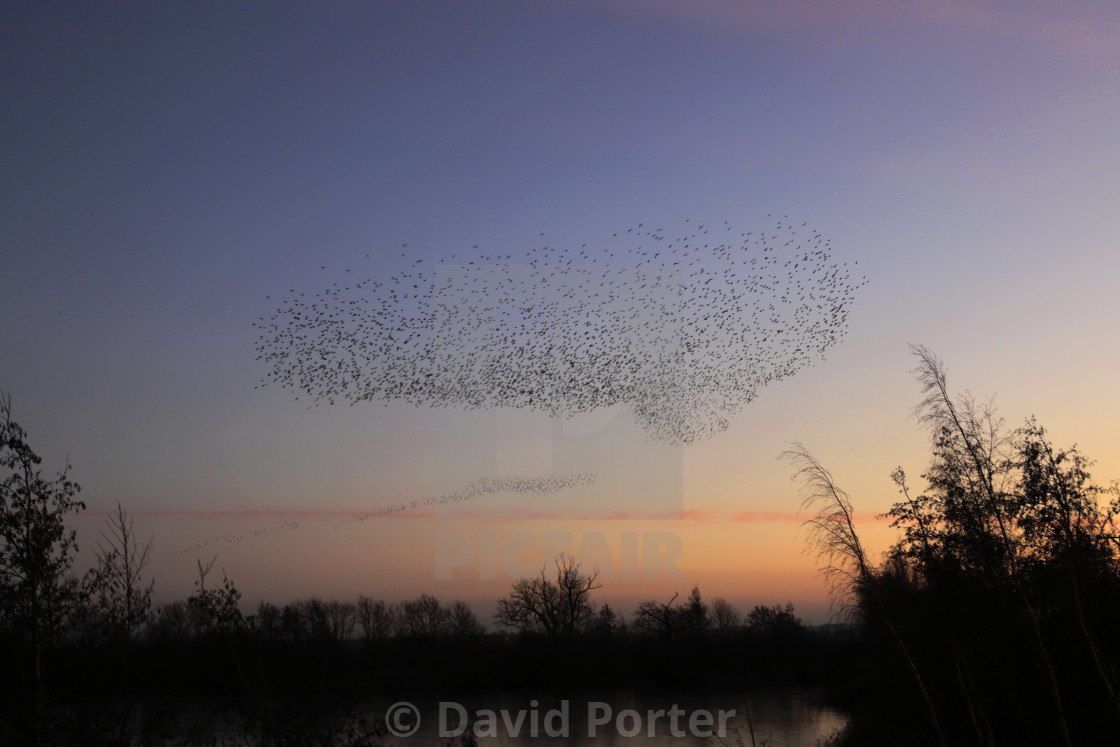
[377,688,846,746]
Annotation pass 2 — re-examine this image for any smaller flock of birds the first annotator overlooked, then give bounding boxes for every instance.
[344,473,598,521]
[175,520,301,554]
[174,474,596,554]
[253,216,866,444]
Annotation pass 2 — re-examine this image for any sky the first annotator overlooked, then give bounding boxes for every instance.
[2,0,1119,624]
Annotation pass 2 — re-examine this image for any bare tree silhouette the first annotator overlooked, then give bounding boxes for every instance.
[494,553,601,639]
[92,501,154,641]
[355,595,395,642]
[710,598,741,635]
[633,591,681,641]
[395,593,450,639]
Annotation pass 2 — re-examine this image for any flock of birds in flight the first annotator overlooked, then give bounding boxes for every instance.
[175,521,300,555]
[254,216,866,445]
[174,475,595,554]
[342,473,597,522]
[180,217,863,554]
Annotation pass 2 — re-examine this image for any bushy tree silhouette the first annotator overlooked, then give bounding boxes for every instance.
[746,602,803,636]
[0,391,87,742]
[789,346,1120,746]
[189,555,244,635]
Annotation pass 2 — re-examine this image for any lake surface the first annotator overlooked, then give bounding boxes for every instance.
[375,687,847,745]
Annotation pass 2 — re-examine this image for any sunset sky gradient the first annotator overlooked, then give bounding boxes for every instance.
[2,0,1118,623]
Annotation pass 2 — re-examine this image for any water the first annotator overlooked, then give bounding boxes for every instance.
[377,688,846,745]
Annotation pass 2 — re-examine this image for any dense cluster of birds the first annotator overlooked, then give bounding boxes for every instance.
[175,521,301,554]
[254,217,865,443]
[345,473,597,521]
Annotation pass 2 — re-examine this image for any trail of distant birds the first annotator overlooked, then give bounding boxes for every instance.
[344,473,597,521]
[175,521,301,555]
[173,474,595,554]
[254,216,866,444]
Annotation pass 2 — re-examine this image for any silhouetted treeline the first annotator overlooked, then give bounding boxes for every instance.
[34,344,1120,747]
[2,384,848,745]
[793,347,1120,747]
[1,569,854,744]
[0,386,854,746]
